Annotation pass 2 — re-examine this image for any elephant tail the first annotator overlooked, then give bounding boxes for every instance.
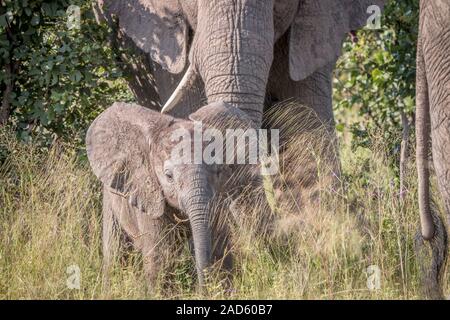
[415,30,448,300]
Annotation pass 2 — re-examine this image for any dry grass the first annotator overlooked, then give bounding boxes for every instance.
[0,110,448,299]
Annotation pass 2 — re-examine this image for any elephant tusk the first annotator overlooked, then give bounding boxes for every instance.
[161,65,197,114]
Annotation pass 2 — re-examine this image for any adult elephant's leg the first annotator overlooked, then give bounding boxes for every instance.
[414,4,448,299]
[211,220,233,279]
[423,19,450,298]
[429,47,450,229]
[433,134,450,229]
[422,73,450,299]
[266,35,340,208]
[267,34,335,133]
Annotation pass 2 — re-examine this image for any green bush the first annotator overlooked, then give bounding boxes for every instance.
[334,0,419,154]
[0,0,132,149]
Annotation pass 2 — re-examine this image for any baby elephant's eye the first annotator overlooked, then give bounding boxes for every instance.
[164,169,174,181]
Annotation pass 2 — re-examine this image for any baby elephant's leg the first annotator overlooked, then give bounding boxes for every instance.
[135,218,166,294]
[211,216,233,291]
[101,188,121,292]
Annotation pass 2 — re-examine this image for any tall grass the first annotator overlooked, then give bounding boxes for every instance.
[0,122,448,299]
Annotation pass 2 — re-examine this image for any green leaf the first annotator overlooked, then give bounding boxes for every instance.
[336,123,345,133]
[30,14,40,26]
[403,96,415,108]
[0,15,7,28]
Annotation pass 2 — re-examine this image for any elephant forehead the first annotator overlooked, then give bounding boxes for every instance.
[180,0,300,39]
[160,122,195,147]
[160,122,236,161]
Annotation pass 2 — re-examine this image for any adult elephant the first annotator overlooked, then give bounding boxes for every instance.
[94,0,385,128]
[415,0,450,300]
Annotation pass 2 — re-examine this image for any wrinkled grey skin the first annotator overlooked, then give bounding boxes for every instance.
[415,0,450,300]
[94,0,385,127]
[90,0,385,289]
[86,101,255,288]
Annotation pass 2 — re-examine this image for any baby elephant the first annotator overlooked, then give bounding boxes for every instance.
[86,101,257,289]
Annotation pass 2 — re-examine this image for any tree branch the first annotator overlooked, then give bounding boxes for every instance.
[399,110,410,200]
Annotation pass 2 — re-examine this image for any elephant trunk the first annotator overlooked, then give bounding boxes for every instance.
[192,0,275,126]
[183,167,213,287]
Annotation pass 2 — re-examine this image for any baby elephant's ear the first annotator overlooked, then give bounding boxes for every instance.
[86,102,173,218]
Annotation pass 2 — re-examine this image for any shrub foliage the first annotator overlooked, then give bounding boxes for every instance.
[0,0,132,147]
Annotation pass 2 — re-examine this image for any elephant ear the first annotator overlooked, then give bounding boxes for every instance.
[289,0,385,81]
[98,0,188,74]
[86,102,173,218]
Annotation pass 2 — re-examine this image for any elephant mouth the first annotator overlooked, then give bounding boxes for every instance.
[171,207,190,224]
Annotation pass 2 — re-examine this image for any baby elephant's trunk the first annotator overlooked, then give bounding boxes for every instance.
[183,167,213,287]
